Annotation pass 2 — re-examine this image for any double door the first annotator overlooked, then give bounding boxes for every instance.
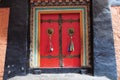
[40,13,81,68]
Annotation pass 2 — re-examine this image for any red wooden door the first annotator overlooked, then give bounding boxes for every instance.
[40,13,81,68]
[40,14,60,68]
[62,13,81,68]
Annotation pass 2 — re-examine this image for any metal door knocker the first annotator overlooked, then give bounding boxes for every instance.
[47,28,54,52]
[47,28,54,35]
[68,28,74,36]
[68,28,75,52]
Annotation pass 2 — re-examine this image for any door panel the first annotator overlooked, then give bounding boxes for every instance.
[40,22,59,56]
[62,22,81,55]
[63,58,80,68]
[40,14,60,68]
[62,13,81,67]
[62,13,80,20]
[40,58,59,67]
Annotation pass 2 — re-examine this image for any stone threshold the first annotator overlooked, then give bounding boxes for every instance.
[8,74,110,80]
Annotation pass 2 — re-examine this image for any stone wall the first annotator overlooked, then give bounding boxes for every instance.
[3,0,29,79]
[109,0,120,6]
[93,0,117,80]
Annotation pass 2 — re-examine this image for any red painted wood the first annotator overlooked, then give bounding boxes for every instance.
[40,14,59,56]
[40,58,59,68]
[63,58,80,68]
[62,13,81,67]
[62,13,79,20]
[40,14,60,68]
[40,13,81,68]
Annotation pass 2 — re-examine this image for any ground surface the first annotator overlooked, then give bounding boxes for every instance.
[8,74,110,80]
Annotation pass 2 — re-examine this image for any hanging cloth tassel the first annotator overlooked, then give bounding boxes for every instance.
[68,36,74,52]
[47,28,54,52]
[49,36,54,52]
